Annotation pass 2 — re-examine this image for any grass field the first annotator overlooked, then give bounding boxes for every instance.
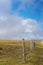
[0,40,43,65]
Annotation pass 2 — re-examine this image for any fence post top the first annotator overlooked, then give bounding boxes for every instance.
[22,38,25,40]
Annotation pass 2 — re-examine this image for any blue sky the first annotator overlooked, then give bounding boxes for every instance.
[0,0,43,40]
[11,0,43,21]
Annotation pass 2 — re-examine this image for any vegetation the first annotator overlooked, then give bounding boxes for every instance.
[0,40,43,65]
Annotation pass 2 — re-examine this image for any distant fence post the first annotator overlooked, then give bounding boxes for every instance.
[33,41,35,48]
[22,38,26,63]
[30,41,33,52]
[30,41,35,52]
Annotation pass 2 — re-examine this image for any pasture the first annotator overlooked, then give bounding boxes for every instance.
[0,40,43,65]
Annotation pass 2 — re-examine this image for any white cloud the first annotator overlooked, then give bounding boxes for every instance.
[0,16,7,21]
[0,0,11,15]
[0,15,43,40]
[26,28,32,33]
[0,29,7,35]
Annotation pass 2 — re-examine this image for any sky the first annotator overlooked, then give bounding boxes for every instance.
[0,0,43,40]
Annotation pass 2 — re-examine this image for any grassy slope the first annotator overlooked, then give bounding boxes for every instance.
[0,40,43,65]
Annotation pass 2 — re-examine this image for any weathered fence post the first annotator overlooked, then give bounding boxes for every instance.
[30,41,33,52]
[22,38,26,63]
[30,41,35,52]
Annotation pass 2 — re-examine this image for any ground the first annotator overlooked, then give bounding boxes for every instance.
[0,40,43,65]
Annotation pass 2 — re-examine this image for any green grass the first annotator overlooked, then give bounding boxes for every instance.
[0,40,43,65]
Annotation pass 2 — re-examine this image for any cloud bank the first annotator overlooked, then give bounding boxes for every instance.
[0,15,43,40]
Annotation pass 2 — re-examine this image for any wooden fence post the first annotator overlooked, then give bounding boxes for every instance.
[22,38,26,63]
[30,41,33,52]
[30,41,35,52]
